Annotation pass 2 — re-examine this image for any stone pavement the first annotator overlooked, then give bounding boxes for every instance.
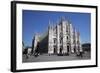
[23,52,90,63]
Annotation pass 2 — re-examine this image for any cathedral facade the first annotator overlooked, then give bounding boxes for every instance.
[33,18,82,55]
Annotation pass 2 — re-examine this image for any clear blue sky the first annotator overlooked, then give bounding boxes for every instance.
[22,10,91,47]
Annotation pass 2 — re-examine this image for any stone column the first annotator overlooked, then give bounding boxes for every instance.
[70,24,74,53]
[57,24,60,54]
[62,21,67,54]
[75,30,79,53]
[48,25,54,54]
[77,32,83,52]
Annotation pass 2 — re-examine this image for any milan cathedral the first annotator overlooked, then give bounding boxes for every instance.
[33,17,82,55]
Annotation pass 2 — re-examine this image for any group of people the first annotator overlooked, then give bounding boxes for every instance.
[76,50,83,58]
[23,43,83,59]
[23,43,40,59]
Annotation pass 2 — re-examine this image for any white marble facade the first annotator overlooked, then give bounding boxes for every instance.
[33,17,82,55]
[48,18,82,55]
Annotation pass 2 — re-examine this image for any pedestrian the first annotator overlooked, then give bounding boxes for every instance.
[34,42,40,57]
[80,50,83,58]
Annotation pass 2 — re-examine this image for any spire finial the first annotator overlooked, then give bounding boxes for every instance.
[49,19,51,25]
[61,16,65,21]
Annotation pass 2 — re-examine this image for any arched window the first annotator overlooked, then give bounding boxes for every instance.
[67,36,68,40]
[54,38,56,44]
[60,37,63,44]
[77,41,79,44]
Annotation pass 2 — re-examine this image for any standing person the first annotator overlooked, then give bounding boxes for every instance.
[34,42,40,57]
[80,49,83,58]
[23,48,29,59]
[36,42,40,53]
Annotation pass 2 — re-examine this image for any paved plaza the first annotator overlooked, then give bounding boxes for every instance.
[23,51,91,63]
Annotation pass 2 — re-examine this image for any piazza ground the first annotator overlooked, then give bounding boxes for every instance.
[23,51,91,63]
